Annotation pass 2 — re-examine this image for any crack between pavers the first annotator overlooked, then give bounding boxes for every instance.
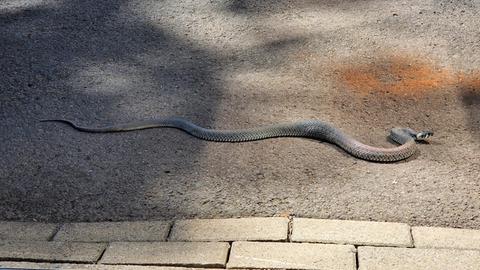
[94,243,110,264]
[287,215,294,242]
[224,241,233,269]
[165,220,175,241]
[100,262,226,268]
[0,258,93,265]
[409,226,415,248]
[354,245,360,270]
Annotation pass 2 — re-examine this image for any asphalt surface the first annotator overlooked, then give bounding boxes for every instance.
[1,0,479,228]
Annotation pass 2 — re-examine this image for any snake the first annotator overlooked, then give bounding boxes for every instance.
[40,118,433,162]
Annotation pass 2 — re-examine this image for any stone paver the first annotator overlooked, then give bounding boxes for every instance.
[0,261,218,270]
[100,242,230,267]
[227,241,356,270]
[2,218,480,269]
[0,222,58,241]
[412,226,480,250]
[358,246,480,270]
[0,241,106,263]
[169,217,288,242]
[53,221,171,242]
[291,218,412,247]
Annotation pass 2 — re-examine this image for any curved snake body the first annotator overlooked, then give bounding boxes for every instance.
[41,118,432,162]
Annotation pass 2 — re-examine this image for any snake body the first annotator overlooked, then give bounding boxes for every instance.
[41,118,432,162]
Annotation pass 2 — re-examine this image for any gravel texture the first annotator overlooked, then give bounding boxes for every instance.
[1,1,479,228]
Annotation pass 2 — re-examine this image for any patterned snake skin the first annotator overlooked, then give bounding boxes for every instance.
[41,118,433,162]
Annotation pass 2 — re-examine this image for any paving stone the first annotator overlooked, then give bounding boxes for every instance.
[227,241,356,270]
[53,221,171,242]
[100,242,230,267]
[291,218,412,247]
[0,222,58,241]
[0,241,106,263]
[0,261,219,270]
[169,217,288,242]
[358,246,480,270]
[412,226,480,250]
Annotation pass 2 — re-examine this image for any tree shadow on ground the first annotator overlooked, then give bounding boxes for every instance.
[224,0,375,14]
[0,0,224,221]
[0,0,311,222]
[459,86,480,141]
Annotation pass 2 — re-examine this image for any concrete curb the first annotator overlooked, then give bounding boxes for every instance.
[1,217,480,269]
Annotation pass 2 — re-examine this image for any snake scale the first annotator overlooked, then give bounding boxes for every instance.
[41,118,433,162]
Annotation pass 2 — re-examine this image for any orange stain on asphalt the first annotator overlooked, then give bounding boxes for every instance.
[458,71,480,90]
[336,54,460,96]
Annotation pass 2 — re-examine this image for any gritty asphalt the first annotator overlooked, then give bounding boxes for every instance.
[1,0,479,228]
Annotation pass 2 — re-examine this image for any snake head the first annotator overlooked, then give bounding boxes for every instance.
[415,130,433,141]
